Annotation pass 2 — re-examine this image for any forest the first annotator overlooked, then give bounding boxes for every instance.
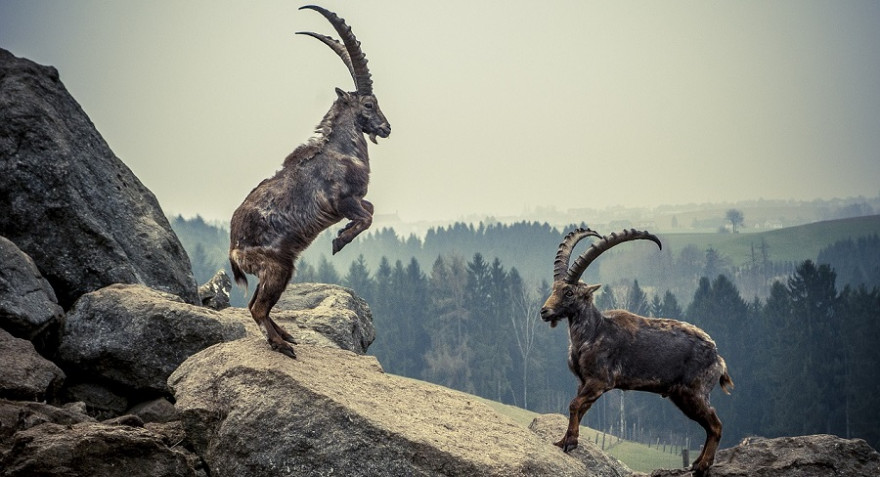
[172,215,880,450]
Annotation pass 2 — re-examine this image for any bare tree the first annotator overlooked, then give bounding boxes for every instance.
[509,280,541,408]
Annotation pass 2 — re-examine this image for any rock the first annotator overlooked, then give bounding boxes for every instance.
[0,236,63,340]
[528,414,632,477]
[198,269,232,310]
[0,399,94,455]
[0,49,199,308]
[271,282,375,354]
[57,284,247,394]
[0,328,65,401]
[61,382,129,420]
[169,338,591,477]
[649,434,880,477]
[128,397,179,423]
[0,421,197,477]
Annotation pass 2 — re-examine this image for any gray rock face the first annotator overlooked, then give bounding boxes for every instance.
[649,434,880,477]
[0,236,63,340]
[528,414,632,477]
[0,328,65,401]
[0,421,197,477]
[57,284,247,394]
[169,338,590,477]
[0,48,199,308]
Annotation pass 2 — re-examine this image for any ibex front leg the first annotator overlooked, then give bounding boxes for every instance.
[556,379,607,452]
[333,198,373,254]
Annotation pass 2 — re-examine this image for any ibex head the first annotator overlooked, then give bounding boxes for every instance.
[298,5,391,144]
[540,228,662,327]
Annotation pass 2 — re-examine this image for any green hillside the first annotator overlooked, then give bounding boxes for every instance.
[472,396,690,473]
[659,214,880,265]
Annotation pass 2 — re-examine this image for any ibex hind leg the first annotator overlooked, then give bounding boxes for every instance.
[670,391,722,476]
[251,272,297,358]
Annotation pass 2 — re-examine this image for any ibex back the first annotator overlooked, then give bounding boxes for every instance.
[229,5,390,358]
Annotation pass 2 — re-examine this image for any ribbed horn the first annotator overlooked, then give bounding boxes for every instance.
[553,228,603,282]
[295,31,357,88]
[299,5,373,96]
[564,229,662,284]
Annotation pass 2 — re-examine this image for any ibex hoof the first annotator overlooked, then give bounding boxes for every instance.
[554,438,578,453]
[271,342,297,359]
[332,238,347,255]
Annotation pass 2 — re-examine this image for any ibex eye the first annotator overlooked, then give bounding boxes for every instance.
[565,290,574,298]
[364,103,374,109]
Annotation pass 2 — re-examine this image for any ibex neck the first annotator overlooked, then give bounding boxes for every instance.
[323,101,369,159]
[567,303,603,344]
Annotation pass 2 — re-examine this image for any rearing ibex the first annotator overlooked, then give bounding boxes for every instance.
[229,5,390,359]
[541,228,733,476]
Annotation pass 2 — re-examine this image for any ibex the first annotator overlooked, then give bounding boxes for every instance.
[541,228,733,476]
[229,5,390,358]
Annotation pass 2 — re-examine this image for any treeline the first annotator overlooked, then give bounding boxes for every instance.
[169,216,880,449]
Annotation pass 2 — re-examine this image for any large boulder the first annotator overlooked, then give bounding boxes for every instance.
[0,421,198,477]
[55,282,372,398]
[56,284,247,395]
[169,338,591,477]
[0,48,198,308]
[0,236,63,340]
[649,434,880,477]
[0,328,65,401]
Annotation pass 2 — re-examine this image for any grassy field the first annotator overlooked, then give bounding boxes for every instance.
[660,214,880,265]
[474,395,691,473]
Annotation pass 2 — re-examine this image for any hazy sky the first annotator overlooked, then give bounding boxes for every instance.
[2,1,879,223]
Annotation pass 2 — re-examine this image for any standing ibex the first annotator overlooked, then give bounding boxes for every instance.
[229,5,390,358]
[541,228,733,476]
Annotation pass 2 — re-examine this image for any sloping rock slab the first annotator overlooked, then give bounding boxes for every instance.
[0,421,196,477]
[0,236,63,340]
[0,49,198,308]
[529,413,632,477]
[57,284,247,394]
[0,328,64,401]
[650,434,880,477]
[169,338,589,477]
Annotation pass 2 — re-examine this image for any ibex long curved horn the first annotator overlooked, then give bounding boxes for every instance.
[564,229,662,284]
[553,227,603,282]
[298,5,373,96]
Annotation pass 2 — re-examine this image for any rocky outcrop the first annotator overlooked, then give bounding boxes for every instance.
[529,414,632,477]
[169,338,590,477]
[0,328,64,401]
[1,421,198,477]
[56,284,247,395]
[0,48,199,308]
[0,399,93,456]
[0,236,63,340]
[648,434,880,477]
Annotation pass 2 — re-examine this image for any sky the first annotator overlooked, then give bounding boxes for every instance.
[1,1,879,223]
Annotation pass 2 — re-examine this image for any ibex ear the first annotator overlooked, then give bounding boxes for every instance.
[335,87,353,102]
[586,284,602,295]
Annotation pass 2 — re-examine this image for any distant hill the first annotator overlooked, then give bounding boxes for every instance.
[660,214,880,265]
